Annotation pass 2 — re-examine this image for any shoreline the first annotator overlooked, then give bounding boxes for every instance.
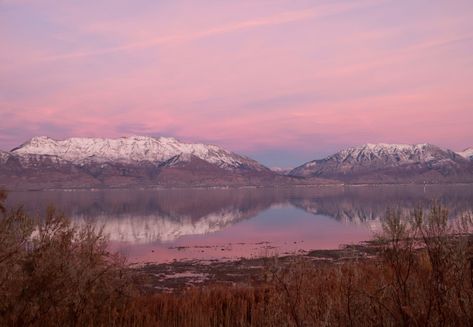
[135,240,382,292]
[4,181,473,193]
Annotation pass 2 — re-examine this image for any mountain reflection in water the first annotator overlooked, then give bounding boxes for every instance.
[6,185,473,262]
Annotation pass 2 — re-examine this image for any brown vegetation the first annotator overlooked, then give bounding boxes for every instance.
[1,189,473,326]
[0,190,136,326]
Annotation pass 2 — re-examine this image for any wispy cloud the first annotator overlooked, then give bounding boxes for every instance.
[38,0,383,61]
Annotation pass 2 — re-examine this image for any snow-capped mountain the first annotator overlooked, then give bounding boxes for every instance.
[458,148,473,161]
[3,138,472,189]
[1,136,297,189]
[11,136,267,172]
[290,143,473,183]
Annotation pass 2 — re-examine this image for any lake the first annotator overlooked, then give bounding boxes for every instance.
[6,184,473,263]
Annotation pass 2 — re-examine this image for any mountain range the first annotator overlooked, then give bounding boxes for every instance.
[289,143,473,183]
[1,136,472,190]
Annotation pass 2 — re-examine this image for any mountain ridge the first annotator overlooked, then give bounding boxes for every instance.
[1,136,333,190]
[290,143,473,183]
[458,147,473,161]
[11,135,268,172]
[1,138,473,189]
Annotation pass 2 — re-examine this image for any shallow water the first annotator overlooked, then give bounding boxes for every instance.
[6,184,473,263]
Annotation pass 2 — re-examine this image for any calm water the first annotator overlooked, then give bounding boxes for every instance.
[6,185,473,263]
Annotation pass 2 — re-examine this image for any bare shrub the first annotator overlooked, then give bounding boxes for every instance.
[0,192,136,326]
[255,204,473,326]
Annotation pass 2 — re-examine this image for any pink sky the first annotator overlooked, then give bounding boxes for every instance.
[1,0,472,166]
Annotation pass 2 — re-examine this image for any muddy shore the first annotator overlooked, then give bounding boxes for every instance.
[135,240,383,291]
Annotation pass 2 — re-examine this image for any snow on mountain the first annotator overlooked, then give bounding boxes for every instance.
[0,151,11,164]
[11,136,268,172]
[159,153,194,168]
[270,167,292,175]
[457,148,473,161]
[324,143,452,165]
[289,143,471,180]
[17,153,70,167]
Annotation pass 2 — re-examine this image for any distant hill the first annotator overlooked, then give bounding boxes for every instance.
[289,143,473,183]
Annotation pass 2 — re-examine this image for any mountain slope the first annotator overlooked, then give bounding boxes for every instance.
[290,143,473,183]
[458,148,473,161]
[2,136,331,190]
[11,136,268,172]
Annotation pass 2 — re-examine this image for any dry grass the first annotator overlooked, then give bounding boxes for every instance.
[1,189,473,326]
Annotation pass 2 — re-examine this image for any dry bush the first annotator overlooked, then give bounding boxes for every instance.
[260,204,473,327]
[0,191,137,326]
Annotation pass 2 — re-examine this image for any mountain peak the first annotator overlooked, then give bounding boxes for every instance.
[10,135,268,172]
[458,147,473,160]
[349,143,432,152]
[289,142,471,181]
[328,143,444,164]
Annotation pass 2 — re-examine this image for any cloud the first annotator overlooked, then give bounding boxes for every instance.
[37,0,384,61]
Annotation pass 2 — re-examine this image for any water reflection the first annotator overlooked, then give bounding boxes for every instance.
[6,185,473,262]
[292,185,473,224]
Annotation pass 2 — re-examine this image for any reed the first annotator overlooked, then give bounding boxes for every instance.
[1,189,472,326]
